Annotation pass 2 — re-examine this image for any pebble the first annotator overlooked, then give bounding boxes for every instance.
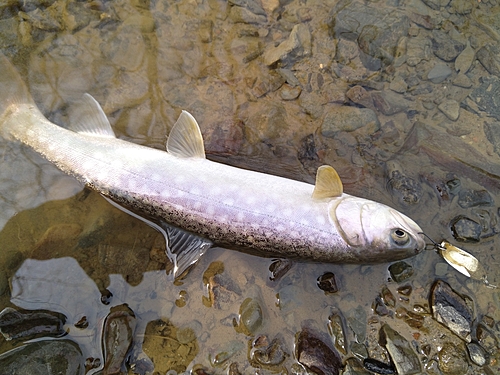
[430,280,473,342]
[296,328,342,375]
[438,99,460,121]
[470,76,500,120]
[379,324,421,374]
[438,342,469,375]
[238,298,263,335]
[327,312,347,355]
[363,358,396,374]
[371,90,411,115]
[476,44,500,76]
[452,73,472,88]
[263,24,311,66]
[268,259,293,282]
[454,42,475,74]
[229,6,266,24]
[458,189,493,208]
[317,272,339,294]
[431,30,465,62]
[0,339,84,374]
[388,261,414,282]
[250,335,288,368]
[0,307,67,341]
[280,84,301,100]
[450,215,482,242]
[346,85,374,109]
[428,63,452,83]
[406,36,432,66]
[321,106,380,137]
[466,342,487,366]
[389,75,408,93]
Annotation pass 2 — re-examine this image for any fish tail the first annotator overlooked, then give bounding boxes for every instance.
[0,52,38,139]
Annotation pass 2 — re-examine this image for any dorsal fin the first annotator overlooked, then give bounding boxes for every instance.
[166,110,205,158]
[67,94,116,137]
[312,165,343,199]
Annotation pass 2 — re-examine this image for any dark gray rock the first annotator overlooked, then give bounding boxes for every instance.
[371,90,411,115]
[0,307,67,341]
[458,189,493,208]
[466,342,488,366]
[430,280,473,342]
[329,1,409,69]
[476,44,500,76]
[321,106,379,137]
[431,30,466,62]
[450,215,482,242]
[363,358,395,374]
[470,76,500,120]
[379,324,421,375]
[317,272,338,294]
[296,328,342,375]
[0,339,84,375]
[422,0,450,10]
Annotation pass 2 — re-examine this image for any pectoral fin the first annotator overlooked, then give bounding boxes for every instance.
[312,165,343,199]
[166,110,206,158]
[101,196,212,280]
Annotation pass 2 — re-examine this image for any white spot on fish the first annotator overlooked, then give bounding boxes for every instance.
[206,206,215,215]
[193,201,202,209]
[175,175,186,184]
[189,187,201,195]
[236,212,245,221]
[276,225,285,232]
[223,197,234,206]
[316,215,326,225]
[266,204,276,212]
[246,196,256,205]
[283,208,293,216]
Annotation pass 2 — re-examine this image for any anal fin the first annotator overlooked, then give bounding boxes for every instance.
[101,196,212,280]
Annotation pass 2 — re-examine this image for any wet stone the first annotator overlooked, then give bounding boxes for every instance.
[296,328,342,375]
[237,298,263,336]
[454,42,474,73]
[317,272,338,294]
[422,0,450,10]
[344,357,371,375]
[321,106,379,136]
[430,280,473,342]
[466,341,487,366]
[229,6,266,24]
[476,44,500,76]
[327,312,347,355]
[0,339,84,375]
[379,324,421,374]
[268,259,293,282]
[438,342,469,375]
[0,307,67,341]
[371,90,411,115]
[450,216,482,242]
[458,189,493,208]
[453,73,472,88]
[470,76,500,120]
[388,261,414,282]
[438,99,460,121]
[476,324,499,354]
[428,63,452,83]
[431,30,465,62]
[280,84,301,100]
[363,358,396,374]
[250,335,288,368]
[101,304,136,375]
[373,296,391,316]
[263,24,311,66]
[346,85,374,109]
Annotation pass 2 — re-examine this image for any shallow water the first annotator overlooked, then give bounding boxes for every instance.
[1,0,500,374]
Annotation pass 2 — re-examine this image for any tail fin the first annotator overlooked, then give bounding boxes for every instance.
[0,53,36,119]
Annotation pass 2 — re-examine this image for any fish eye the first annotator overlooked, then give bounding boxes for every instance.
[391,228,410,246]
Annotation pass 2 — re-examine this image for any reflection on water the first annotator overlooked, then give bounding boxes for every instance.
[1,0,500,373]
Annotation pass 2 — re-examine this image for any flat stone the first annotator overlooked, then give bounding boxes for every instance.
[263,24,311,66]
[450,215,482,242]
[321,106,380,137]
[438,342,468,375]
[470,76,500,120]
[389,75,408,93]
[379,324,421,375]
[458,189,493,208]
[229,6,266,24]
[476,44,500,76]
[0,339,84,375]
[428,63,452,83]
[438,99,460,121]
[454,42,475,74]
[430,280,473,342]
[431,30,466,62]
[406,35,432,66]
[453,73,472,88]
[280,84,301,100]
[422,0,450,9]
[371,90,411,115]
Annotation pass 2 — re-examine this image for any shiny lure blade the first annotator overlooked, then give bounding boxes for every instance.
[437,241,496,288]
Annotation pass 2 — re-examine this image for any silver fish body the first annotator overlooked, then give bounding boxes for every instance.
[0,55,425,266]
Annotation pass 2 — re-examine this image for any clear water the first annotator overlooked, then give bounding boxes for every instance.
[1,0,500,373]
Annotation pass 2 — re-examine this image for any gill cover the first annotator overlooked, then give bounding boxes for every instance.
[330,196,421,249]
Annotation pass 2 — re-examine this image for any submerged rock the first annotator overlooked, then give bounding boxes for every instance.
[250,335,288,369]
[101,304,136,375]
[237,298,263,336]
[296,328,342,375]
[0,339,84,375]
[379,324,421,374]
[317,272,338,294]
[430,280,473,342]
[0,307,67,341]
[438,342,469,375]
[363,357,396,374]
[263,24,311,66]
[388,261,414,282]
[450,216,482,243]
[321,106,379,136]
[470,76,500,120]
[327,312,347,355]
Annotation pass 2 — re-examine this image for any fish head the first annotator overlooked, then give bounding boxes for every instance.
[329,196,425,262]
